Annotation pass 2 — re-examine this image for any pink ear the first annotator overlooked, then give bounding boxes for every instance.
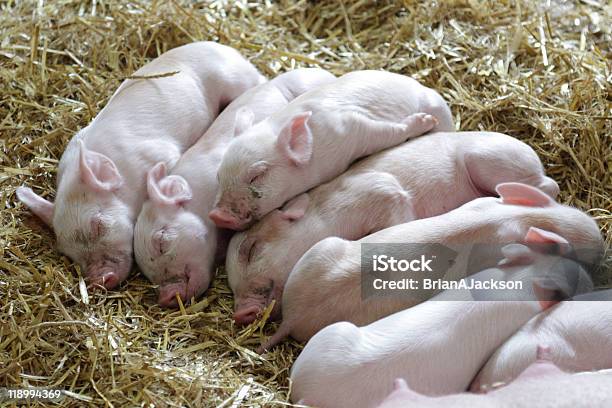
[525,227,571,257]
[496,182,554,207]
[78,140,123,191]
[233,107,255,137]
[16,186,55,227]
[498,243,536,267]
[279,193,309,221]
[147,162,192,206]
[525,227,569,245]
[276,111,313,167]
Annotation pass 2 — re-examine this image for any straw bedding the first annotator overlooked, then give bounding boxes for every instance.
[1,0,610,406]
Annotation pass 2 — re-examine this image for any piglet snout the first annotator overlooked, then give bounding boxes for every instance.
[158,282,188,308]
[233,305,262,325]
[86,255,131,290]
[209,208,245,230]
[89,269,120,289]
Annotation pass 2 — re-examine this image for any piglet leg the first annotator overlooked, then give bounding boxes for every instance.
[400,112,439,138]
[344,111,438,158]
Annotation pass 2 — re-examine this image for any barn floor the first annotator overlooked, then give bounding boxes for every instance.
[1,0,610,406]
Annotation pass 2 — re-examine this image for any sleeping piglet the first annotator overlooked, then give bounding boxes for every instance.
[259,183,603,350]
[226,131,559,324]
[209,70,454,231]
[289,246,592,407]
[133,68,335,307]
[17,42,264,288]
[471,289,612,392]
[377,347,612,408]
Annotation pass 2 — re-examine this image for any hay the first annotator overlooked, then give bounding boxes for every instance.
[1,0,610,406]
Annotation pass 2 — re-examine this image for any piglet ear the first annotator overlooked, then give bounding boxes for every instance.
[147,162,192,206]
[525,227,569,245]
[496,182,554,207]
[79,140,123,191]
[498,243,536,267]
[524,227,571,256]
[233,107,255,137]
[279,193,310,221]
[16,186,55,227]
[276,111,313,167]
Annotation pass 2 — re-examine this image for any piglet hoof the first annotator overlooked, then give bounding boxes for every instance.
[401,113,438,139]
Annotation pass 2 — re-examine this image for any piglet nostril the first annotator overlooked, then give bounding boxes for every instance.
[101,271,119,289]
[86,264,121,290]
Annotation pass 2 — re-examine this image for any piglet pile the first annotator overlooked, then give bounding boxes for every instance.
[17,41,607,407]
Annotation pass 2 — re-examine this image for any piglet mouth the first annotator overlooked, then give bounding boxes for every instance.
[233,283,282,325]
[158,279,188,308]
[233,299,282,325]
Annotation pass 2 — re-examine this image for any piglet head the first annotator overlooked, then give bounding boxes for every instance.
[495,182,604,266]
[522,227,591,309]
[18,141,133,289]
[134,163,214,308]
[496,228,593,308]
[226,194,311,325]
[211,111,314,230]
[228,240,285,325]
[499,228,571,267]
